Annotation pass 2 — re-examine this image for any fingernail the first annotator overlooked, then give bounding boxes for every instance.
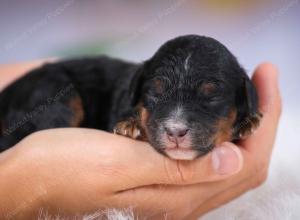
[212,143,242,175]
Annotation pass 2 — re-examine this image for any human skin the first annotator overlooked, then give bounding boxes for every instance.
[0,61,281,220]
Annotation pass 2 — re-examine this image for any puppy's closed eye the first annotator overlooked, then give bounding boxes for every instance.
[207,95,224,105]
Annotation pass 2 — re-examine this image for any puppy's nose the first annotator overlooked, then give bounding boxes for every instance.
[165,127,189,143]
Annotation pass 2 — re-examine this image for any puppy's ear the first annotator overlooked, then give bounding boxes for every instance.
[0,120,5,137]
[244,78,259,116]
[233,77,262,139]
[129,66,145,106]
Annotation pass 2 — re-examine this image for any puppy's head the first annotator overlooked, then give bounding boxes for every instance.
[130,35,261,160]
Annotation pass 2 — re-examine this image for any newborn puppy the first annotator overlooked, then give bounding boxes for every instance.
[0,35,262,160]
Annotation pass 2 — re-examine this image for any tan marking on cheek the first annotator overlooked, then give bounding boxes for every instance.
[69,96,85,127]
[139,107,149,129]
[138,106,150,141]
[214,110,237,145]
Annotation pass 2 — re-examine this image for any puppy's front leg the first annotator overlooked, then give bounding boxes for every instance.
[113,105,149,141]
[113,117,147,141]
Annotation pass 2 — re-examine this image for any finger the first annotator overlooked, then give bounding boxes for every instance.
[252,62,281,117]
[26,129,243,190]
[111,140,244,190]
[111,144,255,220]
[110,156,252,220]
[186,174,257,220]
[109,183,223,220]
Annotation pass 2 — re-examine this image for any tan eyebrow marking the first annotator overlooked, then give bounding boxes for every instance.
[154,79,164,93]
[213,109,237,145]
[200,82,217,95]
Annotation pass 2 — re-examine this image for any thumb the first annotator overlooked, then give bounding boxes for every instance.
[211,142,243,176]
[161,142,243,184]
[118,141,243,190]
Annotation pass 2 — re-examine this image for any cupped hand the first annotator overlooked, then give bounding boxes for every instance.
[0,126,242,219]
[0,62,281,220]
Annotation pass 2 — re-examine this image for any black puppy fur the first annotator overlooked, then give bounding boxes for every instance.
[0,35,262,157]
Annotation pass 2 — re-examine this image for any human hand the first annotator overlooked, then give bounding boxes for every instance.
[0,126,242,220]
[0,62,281,220]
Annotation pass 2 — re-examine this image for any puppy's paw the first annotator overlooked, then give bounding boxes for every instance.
[237,112,263,139]
[113,119,143,140]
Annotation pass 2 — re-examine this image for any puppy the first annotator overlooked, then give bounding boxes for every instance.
[0,35,262,160]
